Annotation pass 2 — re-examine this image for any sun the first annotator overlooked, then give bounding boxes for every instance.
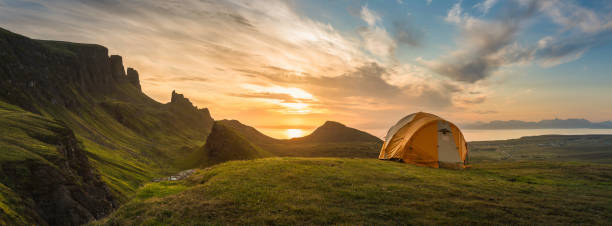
[286,129,304,139]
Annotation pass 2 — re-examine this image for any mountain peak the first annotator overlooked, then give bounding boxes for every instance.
[321,121,346,128]
[170,90,195,107]
[196,122,270,166]
[293,121,381,143]
[216,119,278,144]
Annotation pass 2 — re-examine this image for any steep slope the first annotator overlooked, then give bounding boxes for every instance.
[0,27,214,224]
[189,122,271,167]
[100,158,611,225]
[291,121,381,143]
[0,101,116,225]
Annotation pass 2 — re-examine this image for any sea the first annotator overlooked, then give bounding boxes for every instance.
[461,129,612,141]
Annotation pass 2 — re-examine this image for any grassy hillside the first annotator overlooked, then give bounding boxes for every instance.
[0,27,215,224]
[98,158,611,225]
[0,27,215,198]
[0,101,117,225]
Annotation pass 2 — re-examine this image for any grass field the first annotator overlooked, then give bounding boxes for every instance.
[96,158,612,225]
[469,135,612,164]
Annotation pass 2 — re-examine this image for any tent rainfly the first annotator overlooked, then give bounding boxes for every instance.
[379,112,470,168]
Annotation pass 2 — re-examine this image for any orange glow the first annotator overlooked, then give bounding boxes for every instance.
[286,129,304,138]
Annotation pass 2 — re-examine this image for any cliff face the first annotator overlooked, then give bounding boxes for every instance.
[0,104,117,226]
[0,27,215,225]
[126,68,141,91]
[0,29,147,113]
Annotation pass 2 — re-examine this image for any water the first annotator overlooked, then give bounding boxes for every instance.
[462,129,612,141]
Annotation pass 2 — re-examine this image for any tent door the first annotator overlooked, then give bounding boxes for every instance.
[437,121,460,163]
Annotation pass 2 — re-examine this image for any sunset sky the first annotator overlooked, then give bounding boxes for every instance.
[2,0,611,138]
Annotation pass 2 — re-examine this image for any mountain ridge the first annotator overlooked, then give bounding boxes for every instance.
[218,119,382,144]
[217,119,383,158]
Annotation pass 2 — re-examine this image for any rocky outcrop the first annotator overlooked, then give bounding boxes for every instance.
[109,55,126,80]
[126,68,141,91]
[166,90,214,138]
[170,90,196,109]
[169,90,212,119]
[196,122,269,166]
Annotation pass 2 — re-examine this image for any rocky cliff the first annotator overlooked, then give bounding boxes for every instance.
[0,27,215,225]
[0,103,117,226]
[0,28,148,114]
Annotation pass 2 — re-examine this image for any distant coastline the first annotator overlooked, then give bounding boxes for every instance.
[462,118,612,130]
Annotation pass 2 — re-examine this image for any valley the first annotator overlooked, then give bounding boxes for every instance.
[0,27,610,225]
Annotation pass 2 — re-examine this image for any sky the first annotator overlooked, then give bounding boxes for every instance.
[1,0,611,138]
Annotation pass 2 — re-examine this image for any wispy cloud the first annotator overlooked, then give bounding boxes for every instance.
[359,5,396,59]
[419,0,538,83]
[474,0,498,14]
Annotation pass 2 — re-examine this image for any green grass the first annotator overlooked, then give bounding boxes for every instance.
[262,141,382,158]
[469,135,612,163]
[0,102,66,168]
[0,102,78,224]
[0,183,41,225]
[97,158,612,225]
[135,181,189,200]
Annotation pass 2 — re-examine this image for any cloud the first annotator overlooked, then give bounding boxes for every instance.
[144,75,208,83]
[0,0,370,82]
[360,5,380,26]
[393,20,422,47]
[247,62,483,113]
[474,0,498,14]
[535,0,612,34]
[527,0,612,67]
[420,0,612,83]
[430,1,538,83]
[257,63,401,99]
[232,92,310,103]
[473,110,498,114]
[7,0,608,135]
[358,5,397,58]
[535,36,589,67]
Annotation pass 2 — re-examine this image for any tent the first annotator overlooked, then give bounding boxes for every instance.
[379,112,469,168]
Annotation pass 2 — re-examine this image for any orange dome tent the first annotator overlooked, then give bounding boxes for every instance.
[379,112,469,168]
